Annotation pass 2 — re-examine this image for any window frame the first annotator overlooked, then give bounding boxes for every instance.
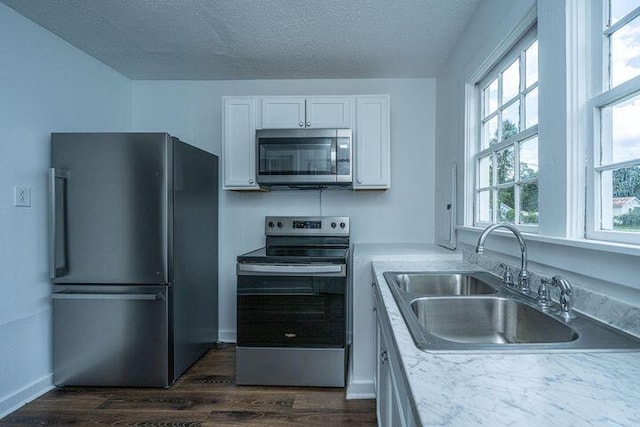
[471,25,539,232]
[586,1,640,245]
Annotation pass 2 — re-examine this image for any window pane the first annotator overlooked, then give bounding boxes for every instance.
[525,41,538,87]
[479,155,493,188]
[483,115,499,148]
[497,187,515,222]
[484,79,498,116]
[502,101,520,139]
[602,92,640,163]
[519,182,539,224]
[496,146,515,183]
[610,15,640,87]
[519,136,539,180]
[525,87,538,128]
[474,33,537,229]
[502,59,520,103]
[602,165,640,231]
[478,190,493,222]
[610,0,640,26]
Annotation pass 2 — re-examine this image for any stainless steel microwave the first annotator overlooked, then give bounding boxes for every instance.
[256,128,352,187]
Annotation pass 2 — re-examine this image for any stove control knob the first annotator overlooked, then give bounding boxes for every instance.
[268,221,275,228]
[277,221,283,228]
[340,222,346,229]
[331,222,337,228]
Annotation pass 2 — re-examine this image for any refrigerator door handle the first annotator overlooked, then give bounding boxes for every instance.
[49,168,69,279]
[52,293,162,301]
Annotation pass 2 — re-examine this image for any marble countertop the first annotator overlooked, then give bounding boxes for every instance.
[372,259,640,427]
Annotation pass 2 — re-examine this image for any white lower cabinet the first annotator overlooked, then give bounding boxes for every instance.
[374,282,418,427]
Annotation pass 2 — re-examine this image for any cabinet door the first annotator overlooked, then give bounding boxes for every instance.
[223,97,259,189]
[306,97,351,128]
[261,97,306,128]
[376,312,391,426]
[354,95,390,189]
[374,283,415,427]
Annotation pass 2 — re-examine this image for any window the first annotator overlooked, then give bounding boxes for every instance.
[588,0,640,244]
[473,27,538,229]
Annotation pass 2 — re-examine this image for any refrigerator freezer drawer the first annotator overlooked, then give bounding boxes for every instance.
[53,285,170,387]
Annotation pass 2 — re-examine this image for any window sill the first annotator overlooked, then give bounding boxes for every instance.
[457,225,640,257]
[456,225,640,300]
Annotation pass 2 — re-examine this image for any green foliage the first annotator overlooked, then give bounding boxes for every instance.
[613,167,640,198]
[614,209,640,229]
[502,119,518,140]
[486,119,539,224]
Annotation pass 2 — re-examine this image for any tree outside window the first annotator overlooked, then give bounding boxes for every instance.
[475,30,538,228]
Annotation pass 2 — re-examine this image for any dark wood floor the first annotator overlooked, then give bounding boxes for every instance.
[0,344,376,426]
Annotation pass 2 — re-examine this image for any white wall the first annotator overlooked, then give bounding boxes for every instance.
[0,3,131,417]
[435,0,640,300]
[131,79,437,340]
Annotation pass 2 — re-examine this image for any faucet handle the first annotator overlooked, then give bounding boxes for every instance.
[499,263,514,287]
[518,270,530,295]
[537,278,552,310]
[550,275,577,321]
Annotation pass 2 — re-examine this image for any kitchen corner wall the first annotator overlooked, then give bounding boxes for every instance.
[0,3,132,417]
[131,78,437,341]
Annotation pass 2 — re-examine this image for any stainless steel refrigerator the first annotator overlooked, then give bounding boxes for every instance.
[50,133,218,387]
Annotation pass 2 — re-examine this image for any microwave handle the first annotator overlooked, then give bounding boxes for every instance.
[335,135,352,180]
[331,138,337,174]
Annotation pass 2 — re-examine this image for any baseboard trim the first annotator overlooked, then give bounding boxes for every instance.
[217,329,236,343]
[0,374,53,419]
[346,379,375,400]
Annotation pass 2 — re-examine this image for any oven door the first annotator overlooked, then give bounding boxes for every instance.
[236,263,346,347]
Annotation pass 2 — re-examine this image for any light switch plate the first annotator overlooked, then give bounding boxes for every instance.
[14,186,31,207]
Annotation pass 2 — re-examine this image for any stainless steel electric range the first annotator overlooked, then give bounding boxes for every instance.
[235,216,350,387]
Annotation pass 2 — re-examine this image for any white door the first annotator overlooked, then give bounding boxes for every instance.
[223,97,259,189]
[354,95,390,189]
[306,97,351,128]
[261,97,306,129]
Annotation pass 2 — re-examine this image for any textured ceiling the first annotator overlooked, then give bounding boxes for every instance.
[1,0,481,80]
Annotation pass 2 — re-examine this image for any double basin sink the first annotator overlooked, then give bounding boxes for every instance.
[384,271,640,352]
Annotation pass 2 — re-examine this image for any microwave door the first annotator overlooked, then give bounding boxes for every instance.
[259,140,333,184]
[256,129,352,185]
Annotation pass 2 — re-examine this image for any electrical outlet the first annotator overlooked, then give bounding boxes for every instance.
[14,186,31,207]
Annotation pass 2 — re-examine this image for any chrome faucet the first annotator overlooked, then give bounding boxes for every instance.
[499,263,515,288]
[537,277,553,311]
[549,275,577,321]
[476,223,530,294]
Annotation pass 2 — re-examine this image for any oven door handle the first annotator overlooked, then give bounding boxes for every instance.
[237,263,346,277]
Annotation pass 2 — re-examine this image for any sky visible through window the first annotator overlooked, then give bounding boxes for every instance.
[605,0,640,232]
[609,0,640,161]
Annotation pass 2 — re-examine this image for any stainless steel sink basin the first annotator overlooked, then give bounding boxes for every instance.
[389,272,498,296]
[411,297,578,344]
[382,270,640,353]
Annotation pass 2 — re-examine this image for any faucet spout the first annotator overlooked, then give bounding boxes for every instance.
[475,223,529,293]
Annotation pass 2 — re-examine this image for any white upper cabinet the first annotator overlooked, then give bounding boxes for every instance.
[261,96,351,129]
[305,97,351,128]
[222,97,259,190]
[260,97,305,129]
[222,94,389,191]
[354,95,390,189]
